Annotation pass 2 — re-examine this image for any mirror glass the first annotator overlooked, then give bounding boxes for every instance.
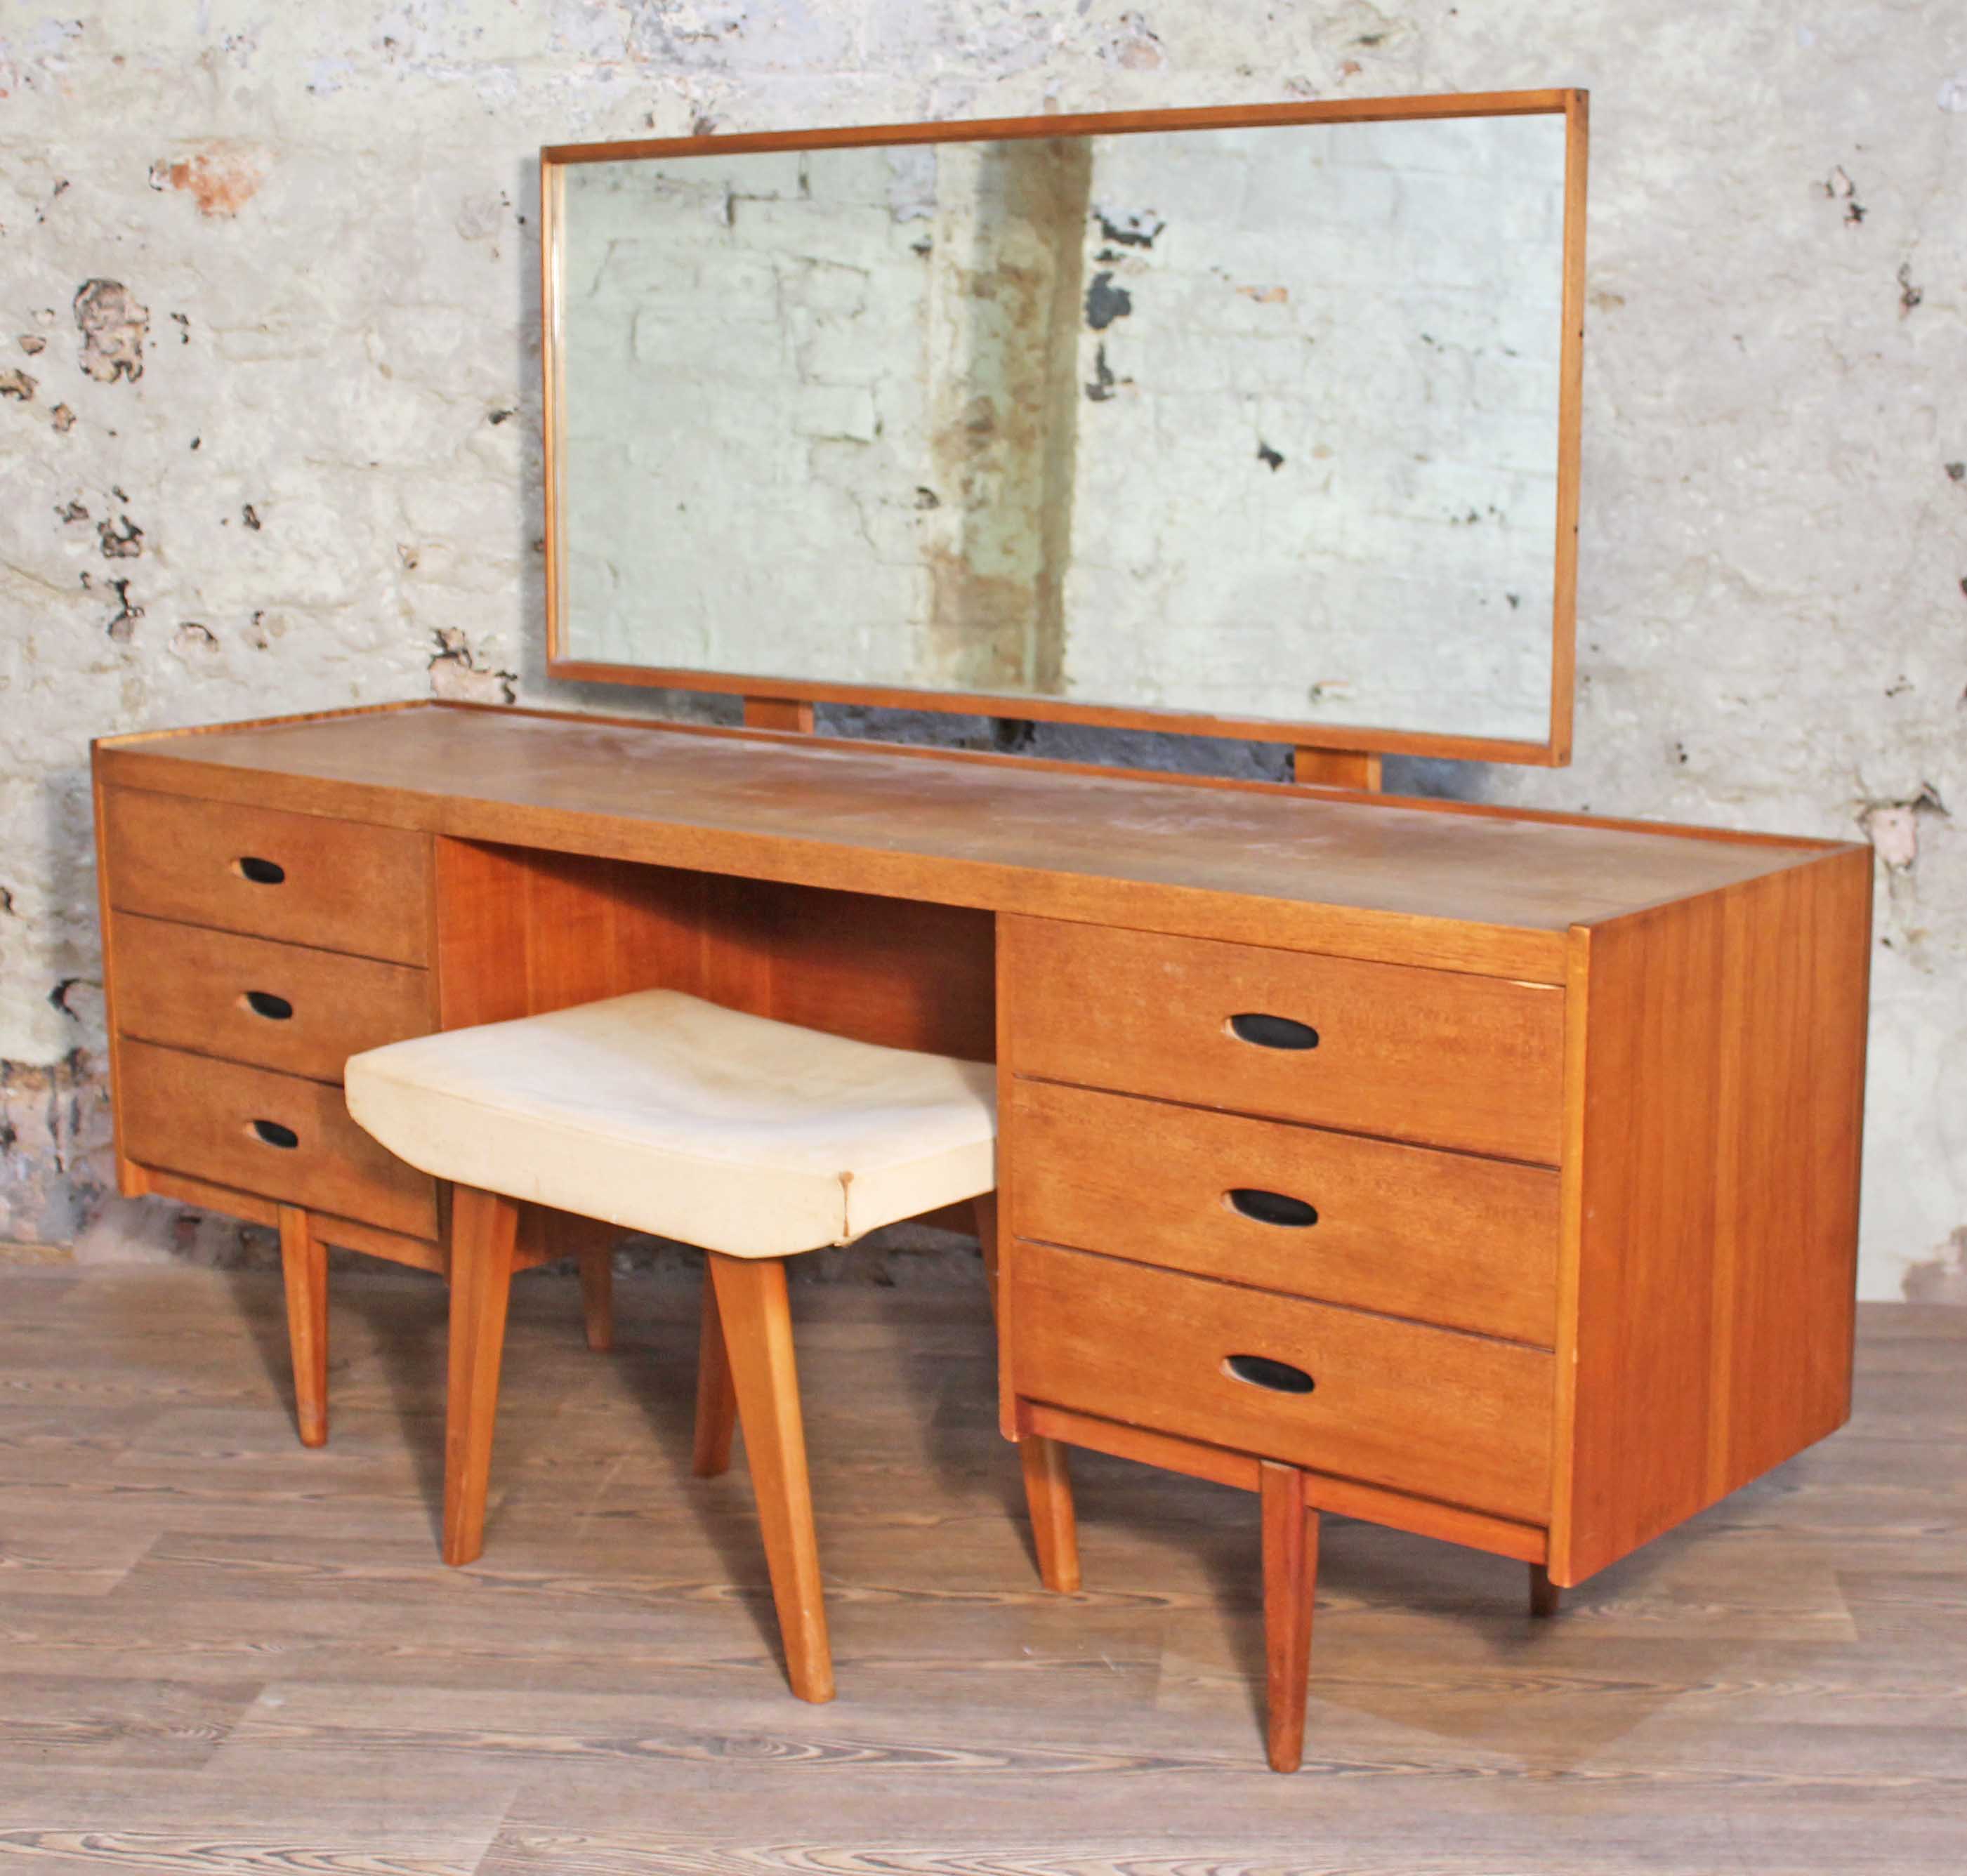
[551,111,1571,744]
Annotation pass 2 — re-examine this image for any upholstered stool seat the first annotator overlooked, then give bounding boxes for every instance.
[346,990,999,1255]
[344,989,1067,1705]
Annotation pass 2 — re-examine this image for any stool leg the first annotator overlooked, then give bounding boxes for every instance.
[577,1245,614,1354]
[277,1205,327,1449]
[1529,1562,1563,1618]
[1260,1459,1319,1774]
[443,1186,519,1568]
[692,1261,738,1478]
[705,1252,834,1704]
[1020,1434,1081,1593]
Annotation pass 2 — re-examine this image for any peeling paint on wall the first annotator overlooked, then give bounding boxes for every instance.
[72,281,147,383]
[150,145,268,218]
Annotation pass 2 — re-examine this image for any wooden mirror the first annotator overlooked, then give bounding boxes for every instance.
[541,91,1586,767]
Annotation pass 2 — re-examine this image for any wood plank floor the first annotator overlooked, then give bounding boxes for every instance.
[0,1264,1959,1875]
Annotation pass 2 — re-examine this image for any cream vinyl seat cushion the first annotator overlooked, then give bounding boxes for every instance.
[343,990,996,1257]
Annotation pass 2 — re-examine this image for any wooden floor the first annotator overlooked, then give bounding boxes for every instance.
[0,1264,1961,1875]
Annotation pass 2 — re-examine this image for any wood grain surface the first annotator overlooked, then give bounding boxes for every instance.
[110,911,433,1083]
[1002,916,1567,1164]
[1007,1079,1560,1345]
[96,704,1849,984]
[1009,1241,1555,1524]
[118,1039,439,1241]
[101,784,433,964]
[0,1268,1954,1870]
[1553,848,1873,1584]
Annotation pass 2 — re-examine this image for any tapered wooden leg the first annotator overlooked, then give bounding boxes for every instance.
[577,1246,614,1353]
[1020,1433,1081,1593]
[973,1191,999,1315]
[443,1186,519,1568]
[692,1262,738,1479]
[1529,1562,1562,1618]
[706,1253,834,1704]
[277,1205,327,1449]
[1260,1459,1319,1774]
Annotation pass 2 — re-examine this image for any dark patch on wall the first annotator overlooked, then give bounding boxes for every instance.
[428,627,517,704]
[105,579,142,642]
[913,486,940,509]
[241,503,261,530]
[1084,270,1132,331]
[488,408,514,425]
[1095,208,1164,249]
[51,404,75,432]
[991,718,1037,754]
[1947,463,1965,483]
[1256,441,1284,471]
[1897,263,1923,316]
[55,501,87,524]
[97,516,143,559]
[1823,166,1864,225]
[74,280,148,384]
[1084,343,1131,402]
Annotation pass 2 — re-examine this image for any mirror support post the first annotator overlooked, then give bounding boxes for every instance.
[744,697,816,734]
[1293,748,1382,792]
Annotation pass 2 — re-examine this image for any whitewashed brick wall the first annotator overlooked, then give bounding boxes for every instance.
[1,4,1961,1300]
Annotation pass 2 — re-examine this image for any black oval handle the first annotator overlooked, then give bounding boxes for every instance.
[249,1119,299,1149]
[1227,1187,1317,1229]
[1223,1353,1316,1394]
[235,856,286,885]
[1228,1012,1319,1051]
[244,991,294,1022]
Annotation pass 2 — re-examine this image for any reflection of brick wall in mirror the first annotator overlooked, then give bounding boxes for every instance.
[552,102,1576,751]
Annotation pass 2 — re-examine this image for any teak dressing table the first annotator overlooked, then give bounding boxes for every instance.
[91,700,1870,1763]
[88,93,1874,1771]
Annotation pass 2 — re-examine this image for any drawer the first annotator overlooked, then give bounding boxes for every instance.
[119,1038,438,1239]
[1009,1240,1553,1524]
[1008,1080,1560,1346]
[112,913,432,1084]
[101,787,430,964]
[1002,917,1563,1164]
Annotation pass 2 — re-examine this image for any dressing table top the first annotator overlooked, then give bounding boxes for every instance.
[98,701,1850,984]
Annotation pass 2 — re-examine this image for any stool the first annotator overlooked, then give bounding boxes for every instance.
[344,988,1074,1703]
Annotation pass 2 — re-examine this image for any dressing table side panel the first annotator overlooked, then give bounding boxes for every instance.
[1551,846,1872,1585]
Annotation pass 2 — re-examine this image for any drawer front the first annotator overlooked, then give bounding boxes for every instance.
[119,1038,437,1239]
[1009,1080,1560,1347]
[1010,1241,1553,1524]
[1002,917,1564,1164]
[102,787,430,965]
[112,913,432,1084]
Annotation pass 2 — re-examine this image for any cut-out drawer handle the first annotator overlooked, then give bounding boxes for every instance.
[1228,1012,1319,1051]
[1227,1187,1318,1229]
[249,1119,299,1150]
[235,856,286,886]
[1223,1353,1316,1395]
[243,991,294,1022]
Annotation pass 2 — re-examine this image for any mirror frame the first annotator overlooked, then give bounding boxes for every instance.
[540,88,1587,767]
